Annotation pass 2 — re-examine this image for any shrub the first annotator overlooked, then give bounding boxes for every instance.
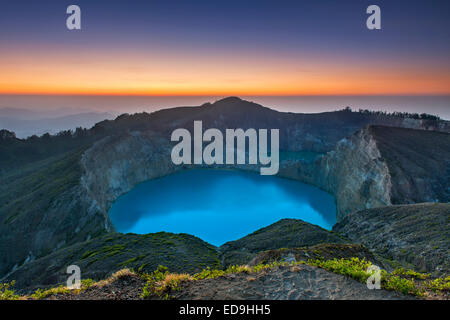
[141,265,191,299]
[391,268,430,280]
[308,257,373,283]
[31,278,96,299]
[0,281,19,300]
[424,277,450,293]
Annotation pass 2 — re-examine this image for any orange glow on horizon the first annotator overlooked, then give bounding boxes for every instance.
[2,88,450,97]
[1,47,449,96]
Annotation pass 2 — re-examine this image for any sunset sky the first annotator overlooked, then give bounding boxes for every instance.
[0,0,449,96]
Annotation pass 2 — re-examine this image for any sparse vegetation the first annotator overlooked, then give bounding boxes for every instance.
[308,257,373,283]
[94,268,136,288]
[141,265,192,300]
[29,270,134,300]
[2,255,448,300]
[31,279,95,299]
[424,276,450,293]
[4,231,221,291]
[140,258,449,299]
[308,257,449,297]
[335,203,450,277]
[140,263,293,299]
[391,268,430,280]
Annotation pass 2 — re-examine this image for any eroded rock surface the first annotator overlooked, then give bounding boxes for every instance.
[173,265,413,300]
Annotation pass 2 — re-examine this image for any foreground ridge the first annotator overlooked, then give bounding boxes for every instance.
[2,257,448,300]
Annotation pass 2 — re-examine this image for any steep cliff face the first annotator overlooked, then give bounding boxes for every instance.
[79,122,449,226]
[296,127,392,220]
[80,130,177,220]
[291,125,450,221]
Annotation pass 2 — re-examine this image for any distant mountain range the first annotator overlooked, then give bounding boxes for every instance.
[0,108,114,138]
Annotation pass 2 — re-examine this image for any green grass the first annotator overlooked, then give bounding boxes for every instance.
[391,268,430,280]
[425,277,450,293]
[307,257,447,296]
[30,279,95,299]
[117,255,145,267]
[81,244,127,260]
[0,149,85,224]
[308,257,373,283]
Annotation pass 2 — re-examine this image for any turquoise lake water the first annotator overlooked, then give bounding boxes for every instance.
[109,169,336,246]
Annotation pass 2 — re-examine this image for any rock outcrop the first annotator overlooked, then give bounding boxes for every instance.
[296,126,392,220]
[80,130,177,221]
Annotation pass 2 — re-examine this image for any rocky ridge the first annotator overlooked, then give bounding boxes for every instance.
[219,219,349,266]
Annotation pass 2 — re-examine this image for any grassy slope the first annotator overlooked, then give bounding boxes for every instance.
[0,150,83,224]
[4,218,357,292]
[334,203,450,275]
[370,125,450,203]
[4,232,220,293]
